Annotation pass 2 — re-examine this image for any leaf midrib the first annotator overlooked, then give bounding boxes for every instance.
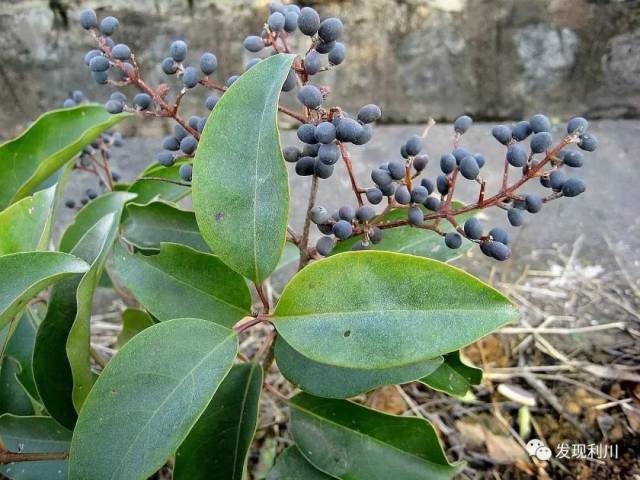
[274,306,515,320]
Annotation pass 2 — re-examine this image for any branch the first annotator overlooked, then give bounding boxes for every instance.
[338,142,364,206]
[0,451,68,464]
[298,175,319,269]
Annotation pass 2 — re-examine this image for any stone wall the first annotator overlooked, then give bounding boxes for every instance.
[0,0,639,137]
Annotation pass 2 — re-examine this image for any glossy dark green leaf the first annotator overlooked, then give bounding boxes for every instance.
[0,186,55,255]
[0,252,89,333]
[116,308,155,348]
[111,243,251,328]
[58,191,136,253]
[419,351,482,397]
[0,105,130,208]
[0,357,34,416]
[69,318,238,480]
[0,415,71,480]
[267,446,333,480]
[175,363,263,480]
[333,202,474,262]
[127,161,191,204]
[275,337,443,398]
[66,213,120,411]
[192,54,295,284]
[2,309,40,401]
[34,215,119,429]
[289,393,463,479]
[273,251,518,370]
[122,200,209,253]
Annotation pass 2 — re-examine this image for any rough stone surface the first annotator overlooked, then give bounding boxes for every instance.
[1,0,639,137]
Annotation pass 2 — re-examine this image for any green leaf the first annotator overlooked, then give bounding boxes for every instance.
[289,393,463,480]
[69,318,238,480]
[275,338,443,399]
[0,186,55,255]
[122,200,209,253]
[333,202,474,262]
[192,54,295,284]
[127,161,191,204]
[0,357,34,416]
[267,446,333,480]
[66,213,121,412]
[273,251,518,370]
[175,363,263,480]
[0,252,89,333]
[58,191,137,253]
[0,105,130,208]
[2,310,40,401]
[33,215,120,429]
[111,243,251,328]
[0,415,71,480]
[419,351,482,397]
[116,308,155,348]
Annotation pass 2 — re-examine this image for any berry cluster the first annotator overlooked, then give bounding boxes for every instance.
[309,113,595,260]
[74,3,597,264]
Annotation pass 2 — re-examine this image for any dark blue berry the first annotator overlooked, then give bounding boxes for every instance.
[525,194,543,213]
[420,178,434,194]
[366,188,383,205]
[316,236,334,256]
[183,67,199,88]
[506,144,528,167]
[394,185,411,205]
[436,175,449,195]
[86,189,98,200]
[464,218,483,239]
[188,116,201,130]
[99,16,119,36]
[310,206,331,225]
[530,132,552,154]
[353,124,373,145]
[281,69,297,92]
[328,42,346,65]
[529,114,551,133]
[297,124,317,145]
[157,151,175,167]
[512,121,532,141]
[540,174,551,188]
[380,182,397,197]
[89,55,109,72]
[285,5,301,14]
[268,12,286,31]
[489,227,509,245]
[162,136,180,151]
[492,125,512,145]
[63,99,76,108]
[388,161,405,180]
[413,154,429,171]
[440,153,456,174]
[314,159,334,179]
[295,156,315,176]
[452,147,471,164]
[302,143,320,157]
[336,118,364,143]
[408,206,424,226]
[481,240,511,261]
[507,208,523,227]
[473,153,486,168]
[459,155,479,180]
[65,199,76,208]
[170,40,188,62]
[318,17,343,43]
[315,122,336,144]
[245,58,261,71]
[79,9,98,29]
[179,163,193,182]
[410,185,429,204]
[206,95,218,111]
[315,40,336,54]
[563,150,584,167]
[162,57,178,75]
[180,135,198,154]
[243,36,264,53]
[110,91,126,102]
[424,197,441,211]
[132,93,151,110]
[283,146,301,163]
[405,135,423,156]
[84,49,101,66]
[357,104,382,124]
[112,44,131,60]
[454,115,472,134]
[332,220,353,239]
[174,124,188,141]
[549,170,566,191]
[445,232,462,249]
[370,226,383,244]
[304,50,321,75]
[269,2,286,14]
[284,11,299,32]
[351,240,370,251]
[318,143,339,165]
[297,85,323,109]
[200,52,218,75]
[567,117,588,134]
[298,7,320,36]
[578,133,597,152]
[112,171,122,182]
[338,205,356,221]
[226,75,239,87]
[562,178,586,197]
[356,206,376,222]
[105,100,123,114]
